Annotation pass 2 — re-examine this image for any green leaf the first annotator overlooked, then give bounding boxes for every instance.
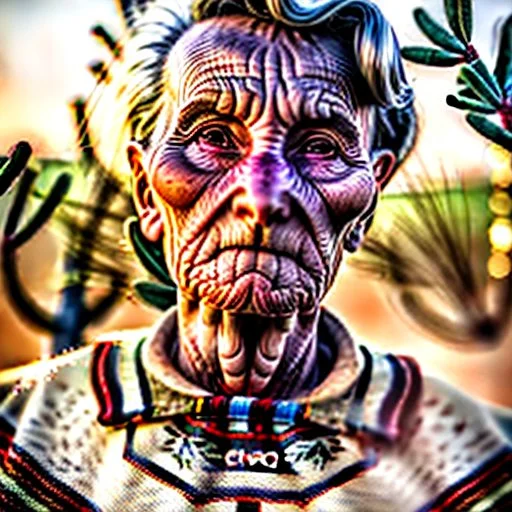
[459,65,502,108]
[444,0,473,44]
[133,281,177,311]
[401,47,463,67]
[493,15,512,90]
[466,113,512,151]
[413,8,466,53]
[456,85,479,101]
[125,217,173,285]
[446,94,497,114]
[471,59,502,100]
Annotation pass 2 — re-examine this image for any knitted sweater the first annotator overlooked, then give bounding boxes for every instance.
[0,309,511,511]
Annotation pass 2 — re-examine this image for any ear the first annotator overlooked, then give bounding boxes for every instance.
[372,149,396,190]
[127,142,163,242]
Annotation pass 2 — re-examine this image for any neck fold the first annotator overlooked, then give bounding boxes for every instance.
[176,298,320,397]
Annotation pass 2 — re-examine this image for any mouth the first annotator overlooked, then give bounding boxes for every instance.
[182,246,324,315]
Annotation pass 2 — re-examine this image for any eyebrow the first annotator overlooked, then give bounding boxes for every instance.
[175,97,223,134]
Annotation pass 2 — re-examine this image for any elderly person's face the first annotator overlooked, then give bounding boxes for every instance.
[130,15,392,317]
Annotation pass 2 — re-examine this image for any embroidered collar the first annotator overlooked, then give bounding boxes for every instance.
[90,308,422,443]
[142,307,363,404]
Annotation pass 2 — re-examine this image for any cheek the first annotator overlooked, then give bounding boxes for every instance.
[150,145,213,209]
[317,170,377,227]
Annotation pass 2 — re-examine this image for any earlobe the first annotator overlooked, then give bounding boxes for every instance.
[139,209,164,242]
[372,150,396,190]
[128,142,163,242]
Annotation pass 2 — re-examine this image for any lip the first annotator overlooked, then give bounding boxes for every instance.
[193,271,317,315]
[183,244,324,314]
[185,241,326,296]
[193,245,322,278]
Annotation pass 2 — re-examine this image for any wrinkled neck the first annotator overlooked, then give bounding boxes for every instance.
[175,297,319,398]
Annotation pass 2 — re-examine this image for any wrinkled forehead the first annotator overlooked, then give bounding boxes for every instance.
[166,16,360,124]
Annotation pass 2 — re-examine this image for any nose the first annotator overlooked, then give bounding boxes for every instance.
[232,154,292,226]
[232,191,291,226]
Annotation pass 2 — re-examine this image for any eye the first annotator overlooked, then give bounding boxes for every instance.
[299,134,339,158]
[197,125,236,150]
[183,121,248,172]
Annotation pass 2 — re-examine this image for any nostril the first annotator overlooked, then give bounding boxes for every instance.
[232,195,257,221]
[269,192,291,224]
[232,190,291,226]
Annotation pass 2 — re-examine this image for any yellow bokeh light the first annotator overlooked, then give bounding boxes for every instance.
[488,252,511,279]
[491,166,512,187]
[489,219,512,252]
[488,191,512,216]
[486,144,512,171]
[488,145,512,187]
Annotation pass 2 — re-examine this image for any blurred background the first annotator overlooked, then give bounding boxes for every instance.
[0,0,511,406]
